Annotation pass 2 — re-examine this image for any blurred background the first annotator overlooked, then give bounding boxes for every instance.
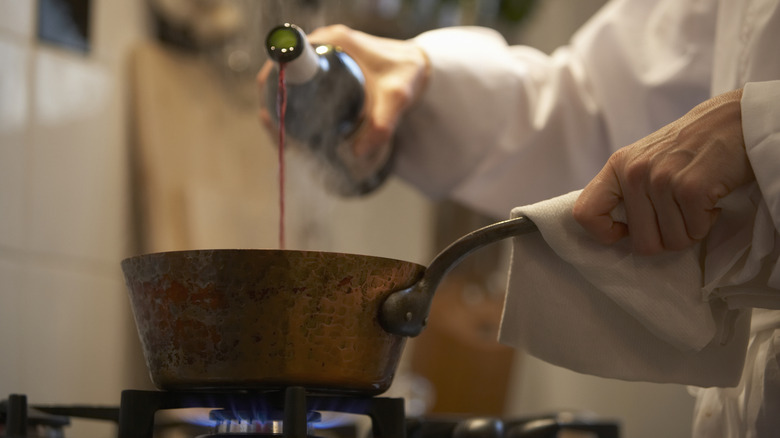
[0,0,695,436]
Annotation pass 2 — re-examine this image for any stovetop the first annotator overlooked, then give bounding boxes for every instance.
[1,388,620,438]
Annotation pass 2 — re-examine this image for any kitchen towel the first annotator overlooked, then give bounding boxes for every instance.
[499,186,778,388]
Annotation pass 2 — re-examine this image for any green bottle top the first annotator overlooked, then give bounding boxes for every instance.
[265,23,320,84]
[265,23,306,63]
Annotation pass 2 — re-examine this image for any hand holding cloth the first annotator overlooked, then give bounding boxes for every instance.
[500,186,778,387]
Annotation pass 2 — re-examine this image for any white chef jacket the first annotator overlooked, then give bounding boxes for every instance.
[393,0,780,436]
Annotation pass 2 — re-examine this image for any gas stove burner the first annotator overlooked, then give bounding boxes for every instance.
[115,387,406,438]
[196,435,317,438]
[209,407,322,423]
[208,407,322,435]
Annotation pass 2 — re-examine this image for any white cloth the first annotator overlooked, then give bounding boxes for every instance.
[500,186,780,435]
[690,310,780,437]
[499,184,780,384]
[395,1,780,435]
[686,81,780,438]
[499,190,749,386]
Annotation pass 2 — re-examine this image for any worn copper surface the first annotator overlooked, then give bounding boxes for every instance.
[121,249,425,394]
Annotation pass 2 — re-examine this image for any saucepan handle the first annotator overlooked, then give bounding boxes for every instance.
[379,216,538,337]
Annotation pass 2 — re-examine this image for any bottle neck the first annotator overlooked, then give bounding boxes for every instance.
[266,24,320,85]
[280,42,320,84]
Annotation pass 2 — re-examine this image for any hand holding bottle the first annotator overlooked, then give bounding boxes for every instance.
[306,25,430,160]
[257,24,430,194]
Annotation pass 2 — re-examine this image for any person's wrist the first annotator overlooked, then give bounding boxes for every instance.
[407,43,431,108]
[678,89,744,149]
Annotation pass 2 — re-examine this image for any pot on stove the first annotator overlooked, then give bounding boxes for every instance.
[121,217,537,394]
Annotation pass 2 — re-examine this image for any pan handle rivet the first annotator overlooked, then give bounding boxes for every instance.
[405,312,413,321]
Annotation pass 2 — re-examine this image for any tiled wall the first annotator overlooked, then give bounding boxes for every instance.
[0,1,147,435]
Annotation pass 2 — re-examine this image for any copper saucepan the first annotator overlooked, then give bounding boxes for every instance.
[121,216,537,394]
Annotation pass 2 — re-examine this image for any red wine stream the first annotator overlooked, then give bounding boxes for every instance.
[277,64,287,249]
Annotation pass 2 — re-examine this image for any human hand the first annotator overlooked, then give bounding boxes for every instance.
[256,24,430,161]
[572,89,755,255]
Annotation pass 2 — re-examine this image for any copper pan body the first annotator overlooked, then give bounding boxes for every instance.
[121,249,425,395]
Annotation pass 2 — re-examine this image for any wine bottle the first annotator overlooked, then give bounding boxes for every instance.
[265,23,393,196]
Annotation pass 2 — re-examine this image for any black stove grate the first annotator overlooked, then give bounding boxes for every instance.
[2,391,620,438]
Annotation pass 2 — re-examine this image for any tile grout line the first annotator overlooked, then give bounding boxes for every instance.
[23,28,36,260]
[22,0,40,260]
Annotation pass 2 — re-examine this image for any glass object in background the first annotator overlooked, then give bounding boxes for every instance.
[37,0,92,53]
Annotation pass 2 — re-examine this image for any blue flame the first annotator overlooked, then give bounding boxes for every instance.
[168,408,218,427]
[313,412,362,429]
[171,391,378,432]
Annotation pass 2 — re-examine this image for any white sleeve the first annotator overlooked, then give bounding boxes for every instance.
[393,0,717,218]
[743,80,780,289]
[695,81,780,309]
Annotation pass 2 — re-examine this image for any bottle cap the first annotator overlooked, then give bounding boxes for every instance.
[266,23,304,63]
[266,23,320,84]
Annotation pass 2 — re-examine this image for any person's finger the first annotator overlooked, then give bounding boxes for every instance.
[622,192,664,255]
[619,156,667,255]
[308,25,366,58]
[646,153,698,251]
[259,107,276,133]
[675,149,742,240]
[353,74,414,158]
[649,189,696,251]
[573,165,628,245]
[677,176,718,240]
[307,25,343,44]
[256,60,273,90]
[352,120,390,159]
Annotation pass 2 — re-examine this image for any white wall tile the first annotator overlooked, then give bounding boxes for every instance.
[10,262,130,437]
[0,0,35,40]
[0,256,25,394]
[0,39,29,249]
[16,263,129,404]
[0,2,147,437]
[0,39,28,128]
[28,47,128,262]
[91,0,146,64]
